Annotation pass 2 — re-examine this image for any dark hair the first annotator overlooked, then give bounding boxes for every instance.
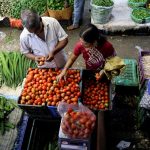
[21,9,41,30]
[79,23,107,46]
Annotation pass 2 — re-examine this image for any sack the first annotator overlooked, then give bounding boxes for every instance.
[57,102,96,139]
[90,2,114,24]
[48,7,73,20]
[140,80,150,110]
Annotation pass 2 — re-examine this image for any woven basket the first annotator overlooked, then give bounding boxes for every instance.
[48,7,73,20]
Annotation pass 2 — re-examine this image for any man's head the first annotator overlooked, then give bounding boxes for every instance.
[21,9,42,33]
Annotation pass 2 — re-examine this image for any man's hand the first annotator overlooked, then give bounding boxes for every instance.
[47,52,54,62]
[35,56,44,62]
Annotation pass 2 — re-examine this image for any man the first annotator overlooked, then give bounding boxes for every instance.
[20,9,68,68]
[67,0,85,30]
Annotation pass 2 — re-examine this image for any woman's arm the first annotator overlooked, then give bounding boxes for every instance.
[57,53,78,81]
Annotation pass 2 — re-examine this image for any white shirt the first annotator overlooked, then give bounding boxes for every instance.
[20,17,68,68]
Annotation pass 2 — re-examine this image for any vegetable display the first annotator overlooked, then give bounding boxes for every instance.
[10,0,47,19]
[131,8,150,23]
[19,68,81,106]
[132,8,150,20]
[92,0,114,7]
[83,79,110,110]
[47,0,74,10]
[128,0,147,8]
[0,96,17,135]
[128,0,147,2]
[60,106,96,139]
[0,51,36,88]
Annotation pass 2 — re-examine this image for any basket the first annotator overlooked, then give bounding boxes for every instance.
[131,8,150,24]
[128,0,147,8]
[90,1,114,24]
[48,6,73,20]
[112,59,139,87]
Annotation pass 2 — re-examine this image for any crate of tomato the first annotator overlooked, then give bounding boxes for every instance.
[81,69,112,111]
[18,68,82,118]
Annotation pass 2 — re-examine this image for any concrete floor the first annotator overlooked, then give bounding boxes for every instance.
[1,27,150,69]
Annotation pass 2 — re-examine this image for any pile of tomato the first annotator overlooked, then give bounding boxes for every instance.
[61,108,96,139]
[83,79,110,110]
[19,68,81,106]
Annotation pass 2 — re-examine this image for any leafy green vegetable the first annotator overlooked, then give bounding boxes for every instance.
[92,0,114,7]
[0,96,17,135]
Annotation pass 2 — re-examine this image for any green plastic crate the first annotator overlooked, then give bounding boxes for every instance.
[112,59,139,86]
[131,8,150,24]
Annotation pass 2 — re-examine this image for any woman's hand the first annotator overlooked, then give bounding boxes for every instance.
[56,69,67,82]
[95,70,104,81]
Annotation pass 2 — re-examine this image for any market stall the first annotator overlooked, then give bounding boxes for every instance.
[0,52,150,149]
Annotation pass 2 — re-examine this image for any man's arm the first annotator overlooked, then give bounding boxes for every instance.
[24,53,43,61]
[47,37,68,61]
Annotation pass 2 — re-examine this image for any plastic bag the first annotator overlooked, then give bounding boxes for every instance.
[104,56,126,80]
[0,31,6,41]
[57,102,96,139]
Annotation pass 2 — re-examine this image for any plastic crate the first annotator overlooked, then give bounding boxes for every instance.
[27,119,60,150]
[59,127,91,150]
[128,0,147,8]
[81,69,112,111]
[18,68,82,118]
[112,59,139,86]
[131,8,150,24]
[138,50,150,80]
[18,102,51,118]
[48,105,61,118]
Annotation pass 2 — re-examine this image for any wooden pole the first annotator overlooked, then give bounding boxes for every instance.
[96,111,106,150]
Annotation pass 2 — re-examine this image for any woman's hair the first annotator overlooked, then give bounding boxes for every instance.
[79,23,107,46]
[21,9,41,30]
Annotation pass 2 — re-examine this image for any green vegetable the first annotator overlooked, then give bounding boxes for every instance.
[132,8,150,20]
[10,0,47,19]
[93,0,114,7]
[0,96,17,135]
[47,0,73,10]
[128,0,147,2]
[0,51,36,88]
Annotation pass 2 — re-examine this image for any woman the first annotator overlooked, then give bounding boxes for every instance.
[57,23,116,80]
